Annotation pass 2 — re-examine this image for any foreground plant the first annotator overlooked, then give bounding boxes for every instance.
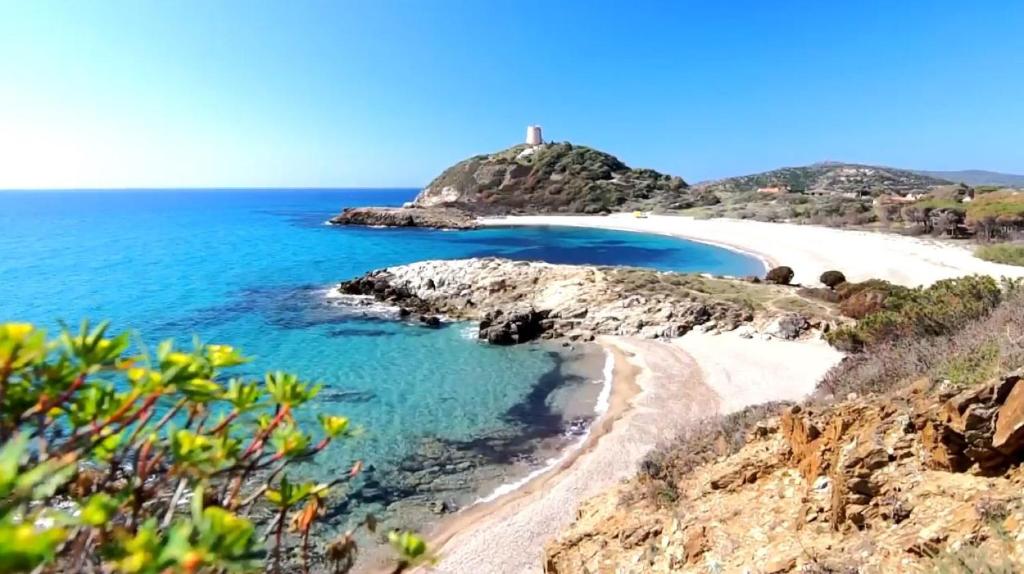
[0,320,430,573]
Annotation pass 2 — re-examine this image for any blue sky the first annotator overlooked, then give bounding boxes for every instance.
[1,1,1021,188]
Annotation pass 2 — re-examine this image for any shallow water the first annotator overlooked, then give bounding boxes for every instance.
[0,189,763,533]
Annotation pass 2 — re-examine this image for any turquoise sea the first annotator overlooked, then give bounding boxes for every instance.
[0,189,762,533]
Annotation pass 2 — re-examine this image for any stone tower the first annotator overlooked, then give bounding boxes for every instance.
[525,125,543,146]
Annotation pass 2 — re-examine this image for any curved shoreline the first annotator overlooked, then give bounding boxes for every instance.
[425,332,842,573]
[411,213,1024,573]
[481,218,777,275]
[480,214,1024,287]
[422,339,641,562]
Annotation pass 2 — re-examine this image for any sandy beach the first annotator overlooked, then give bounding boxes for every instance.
[422,214,1024,574]
[480,214,1024,287]
[428,334,842,573]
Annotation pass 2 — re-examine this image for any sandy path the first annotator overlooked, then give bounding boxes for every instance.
[480,214,1024,287]
[429,334,841,574]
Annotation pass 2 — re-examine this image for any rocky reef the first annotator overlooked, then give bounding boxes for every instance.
[337,258,835,345]
[328,206,478,229]
[543,370,1024,573]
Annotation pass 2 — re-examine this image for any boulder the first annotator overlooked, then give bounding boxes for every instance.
[764,313,811,340]
[478,309,551,345]
[993,376,1024,454]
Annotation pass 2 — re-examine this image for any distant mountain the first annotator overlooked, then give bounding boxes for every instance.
[912,169,1024,188]
[696,162,951,197]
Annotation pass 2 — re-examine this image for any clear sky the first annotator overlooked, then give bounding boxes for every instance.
[1,1,1022,189]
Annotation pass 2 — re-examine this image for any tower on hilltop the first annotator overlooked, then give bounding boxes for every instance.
[525,125,543,146]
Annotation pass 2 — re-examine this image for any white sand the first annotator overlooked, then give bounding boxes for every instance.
[480,213,1024,287]
[429,335,842,574]
[675,330,843,413]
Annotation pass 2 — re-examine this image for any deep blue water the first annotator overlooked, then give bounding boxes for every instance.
[0,189,761,524]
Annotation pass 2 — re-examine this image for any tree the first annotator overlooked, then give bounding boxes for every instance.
[0,321,432,574]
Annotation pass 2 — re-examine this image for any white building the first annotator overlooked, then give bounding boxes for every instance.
[525,125,543,146]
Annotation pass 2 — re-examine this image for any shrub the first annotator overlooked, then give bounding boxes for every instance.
[819,270,846,289]
[976,243,1024,267]
[817,285,1024,399]
[0,321,430,574]
[765,266,795,285]
[838,287,891,319]
[827,275,1002,352]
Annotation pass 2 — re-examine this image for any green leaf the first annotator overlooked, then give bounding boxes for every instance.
[80,493,120,527]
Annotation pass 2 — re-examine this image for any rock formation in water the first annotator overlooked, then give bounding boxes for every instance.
[337,258,833,344]
[329,206,479,229]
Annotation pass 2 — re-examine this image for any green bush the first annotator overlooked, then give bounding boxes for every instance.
[0,321,431,574]
[765,266,795,285]
[826,275,1003,351]
[819,270,846,289]
[817,288,1024,400]
[976,243,1024,267]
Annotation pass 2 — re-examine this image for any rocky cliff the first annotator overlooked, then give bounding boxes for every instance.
[337,258,834,345]
[543,371,1024,573]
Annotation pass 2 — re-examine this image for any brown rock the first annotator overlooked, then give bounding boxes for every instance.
[682,525,707,564]
[921,421,970,472]
[993,377,1024,454]
[763,554,797,573]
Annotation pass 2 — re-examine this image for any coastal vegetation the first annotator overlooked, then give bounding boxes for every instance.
[976,243,1024,266]
[764,266,794,285]
[823,275,1004,352]
[818,270,846,289]
[0,321,429,573]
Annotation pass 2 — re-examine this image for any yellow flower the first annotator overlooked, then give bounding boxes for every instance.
[206,344,246,367]
[0,323,34,341]
[166,352,194,366]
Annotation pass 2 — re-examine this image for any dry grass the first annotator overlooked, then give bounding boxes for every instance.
[816,291,1024,400]
[605,267,837,322]
[636,401,792,505]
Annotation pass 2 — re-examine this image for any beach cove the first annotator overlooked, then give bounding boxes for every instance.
[419,213,1024,574]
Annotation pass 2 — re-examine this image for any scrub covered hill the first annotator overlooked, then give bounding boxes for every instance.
[696,161,952,197]
[411,142,705,214]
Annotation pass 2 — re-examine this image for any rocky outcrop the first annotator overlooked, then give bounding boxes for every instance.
[544,371,1024,573]
[328,206,478,230]
[415,142,697,215]
[334,258,805,345]
[328,142,709,228]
